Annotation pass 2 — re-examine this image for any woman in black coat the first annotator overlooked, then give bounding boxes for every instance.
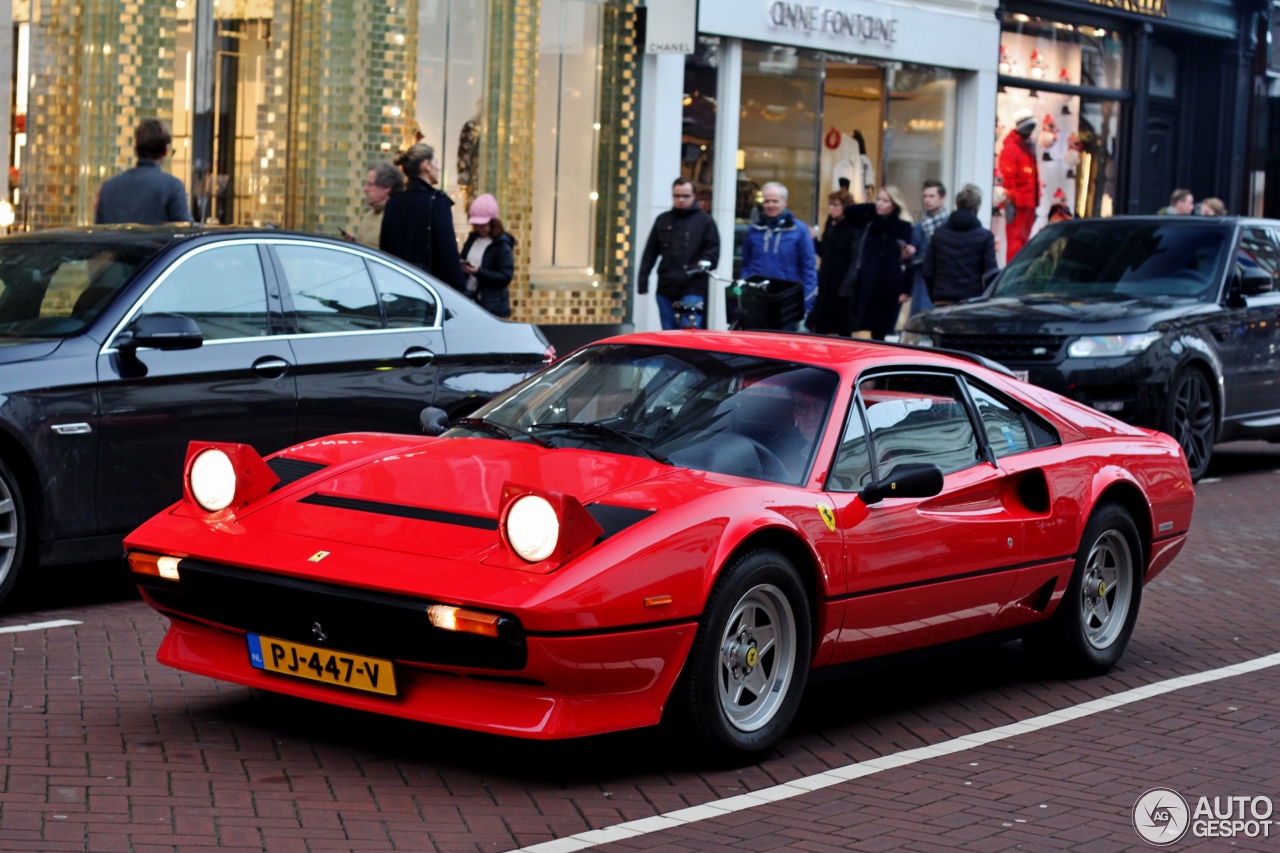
[850,187,915,340]
[810,190,860,335]
[380,143,467,291]
[460,194,515,318]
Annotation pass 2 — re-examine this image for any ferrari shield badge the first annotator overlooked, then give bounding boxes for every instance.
[307,551,331,563]
[816,503,836,532]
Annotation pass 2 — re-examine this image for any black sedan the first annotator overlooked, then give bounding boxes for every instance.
[903,216,1280,480]
[0,226,552,602]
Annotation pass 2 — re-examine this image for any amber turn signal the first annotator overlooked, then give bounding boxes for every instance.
[644,594,673,608]
[127,552,182,581]
[427,604,501,638]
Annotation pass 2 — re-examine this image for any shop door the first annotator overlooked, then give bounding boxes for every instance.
[1142,107,1180,216]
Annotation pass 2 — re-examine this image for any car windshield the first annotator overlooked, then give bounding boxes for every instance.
[453,344,840,485]
[0,241,161,338]
[994,220,1232,301]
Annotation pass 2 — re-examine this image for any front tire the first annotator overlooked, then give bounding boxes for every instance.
[1026,503,1143,675]
[679,548,811,758]
[0,457,30,606]
[1162,368,1215,481]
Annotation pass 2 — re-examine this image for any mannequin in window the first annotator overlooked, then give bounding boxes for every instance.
[853,130,876,201]
[998,109,1040,260]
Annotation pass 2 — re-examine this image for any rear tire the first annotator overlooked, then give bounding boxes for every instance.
[1161,368,1215,481]
[0,457,31,606]
[677,548,811,759]
[1025,503,1142,676]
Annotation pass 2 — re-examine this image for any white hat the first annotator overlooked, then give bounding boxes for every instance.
[1012,108,1036,130]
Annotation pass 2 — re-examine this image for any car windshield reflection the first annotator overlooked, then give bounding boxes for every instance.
[450,344,840,485]
[0,241,162,338]
[994,220,1233,302]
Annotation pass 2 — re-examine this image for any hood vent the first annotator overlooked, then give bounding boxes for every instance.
[267,457,328,491]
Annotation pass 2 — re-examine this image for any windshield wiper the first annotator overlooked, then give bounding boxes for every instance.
[529,421,671,464]
[452,417,550,448]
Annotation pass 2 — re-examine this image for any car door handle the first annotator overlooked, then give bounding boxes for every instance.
[404,347,434,365]
[252,357,291,379]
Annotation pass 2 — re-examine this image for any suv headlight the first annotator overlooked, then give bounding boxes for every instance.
[1067,333,1162,359]
[900,330,934,347]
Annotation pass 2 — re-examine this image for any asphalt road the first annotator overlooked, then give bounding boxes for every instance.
[3,443,1280,852]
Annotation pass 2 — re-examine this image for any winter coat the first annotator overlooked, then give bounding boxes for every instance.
[379,177,466,290]
[460,231,516,318]
[353,201,385,249]
[850,212,914,340]
[998,130,1040,210]
[810,207,869,335]
[741,211,818,312]
[95,159,192,225]
[637,207,720,299]
[922,209,998,304]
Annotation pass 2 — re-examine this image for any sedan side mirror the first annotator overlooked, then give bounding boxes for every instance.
[117,313,203,351]
[860,463,944,505]
[420,406,450,436]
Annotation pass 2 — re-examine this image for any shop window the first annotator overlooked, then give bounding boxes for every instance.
[884,66,956,222]
[681,37,720,212]
[530,0,604,281]
[1148,46,1177,99]
[735,43,824,261]
[820,61,883,207]
[999,14,1125,91]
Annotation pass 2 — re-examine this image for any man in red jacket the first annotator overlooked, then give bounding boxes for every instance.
[998,108,1039,260]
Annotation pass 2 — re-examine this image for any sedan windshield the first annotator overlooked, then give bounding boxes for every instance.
[994,220,1232,301]
[0,241,161,338]
[452,344,839,485]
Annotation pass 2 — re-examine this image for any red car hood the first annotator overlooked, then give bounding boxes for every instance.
[242,437,673,560]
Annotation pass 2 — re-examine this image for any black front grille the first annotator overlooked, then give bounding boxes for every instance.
[938,334,1066,362]
[139,558,526,670]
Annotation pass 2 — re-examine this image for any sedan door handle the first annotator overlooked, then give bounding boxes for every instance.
[252,357,291,379]
[404,347,434,365]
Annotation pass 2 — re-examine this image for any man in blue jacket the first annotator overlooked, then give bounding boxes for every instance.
[742,182,817,327]
[95,119,192,225]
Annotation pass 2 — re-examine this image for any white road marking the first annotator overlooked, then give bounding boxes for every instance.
[513,650,1280,853]
[0,619,81,634]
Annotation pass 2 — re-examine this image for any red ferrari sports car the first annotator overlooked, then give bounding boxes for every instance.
[125,332,1194,756]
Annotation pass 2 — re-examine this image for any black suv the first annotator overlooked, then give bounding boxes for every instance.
[903,216,1280,480]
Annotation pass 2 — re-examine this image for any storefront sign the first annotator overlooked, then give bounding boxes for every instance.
[767,2,897,44]
[1084,0,1166,15]
[644,0,696,53]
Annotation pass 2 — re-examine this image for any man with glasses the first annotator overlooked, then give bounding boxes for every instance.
[637,178,721,329]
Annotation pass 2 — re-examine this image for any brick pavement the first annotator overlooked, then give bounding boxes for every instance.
[3,444,1280,852]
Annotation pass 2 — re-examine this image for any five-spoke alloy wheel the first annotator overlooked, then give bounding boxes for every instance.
[679,548,811,757]
[1163,368,1214,481]
[0,457,28,606]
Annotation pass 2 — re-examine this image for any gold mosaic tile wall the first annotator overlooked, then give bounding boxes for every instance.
[24,0,175,228]
[258,0,415,231]
[507,0,637,325]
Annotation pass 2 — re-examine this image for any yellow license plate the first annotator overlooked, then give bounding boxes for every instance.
[247,633,397,696]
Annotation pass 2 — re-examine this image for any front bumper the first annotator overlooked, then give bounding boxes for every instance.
[1007,354,1168,428]
[152,602,696,739]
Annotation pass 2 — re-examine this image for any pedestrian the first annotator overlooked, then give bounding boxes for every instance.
[848,186,914,341]
[696,187,713,215]
[741,182,817,326]
[637,177,720,329]
[998,108,1040,260]
[380,143,466,290]
[1200,197,1227,216]
[95,119,193,225]
[346,162,403,248]
[810,189,859,335]
[460,194,515,318]
[909,179,948,314]
[1160,188,1195,215]
[922,183,997,306]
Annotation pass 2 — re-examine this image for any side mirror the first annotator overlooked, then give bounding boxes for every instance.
[1240,266,1273,296]
[419,406,450,436]
[1226,270,1248,308]
[859,463,944,505]
[117,313,203,351]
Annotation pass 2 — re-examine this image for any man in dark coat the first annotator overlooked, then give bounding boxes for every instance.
[380,144,467,291]
[95,119,193,225]
[637,177,720,329]
[922,184,997,305]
